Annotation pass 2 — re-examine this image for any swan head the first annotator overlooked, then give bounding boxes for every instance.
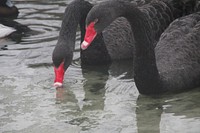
[52,59,71,88]
[81,0,125,50]
[52,42,73,88]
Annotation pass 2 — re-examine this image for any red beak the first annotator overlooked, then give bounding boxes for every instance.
[54,62,65,87]
[81,21,97,50]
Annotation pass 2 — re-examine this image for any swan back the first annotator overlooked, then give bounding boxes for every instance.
[155,12,200,91]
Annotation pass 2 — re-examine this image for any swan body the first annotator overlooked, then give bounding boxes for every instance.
[155,12,200,92]
[81,0,200,94]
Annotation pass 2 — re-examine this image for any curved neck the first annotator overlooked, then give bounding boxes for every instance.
[59,1,110,65]
[121,4,163,94]
[53,0,93,68]
[58,1,92,50]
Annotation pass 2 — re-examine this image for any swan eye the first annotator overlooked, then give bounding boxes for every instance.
[86,19,98,29]
[93,19,99,26]
[94,19,98,23]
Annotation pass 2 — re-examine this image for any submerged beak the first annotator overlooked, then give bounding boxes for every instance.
[54,62,65,87]
[81,21,97,50]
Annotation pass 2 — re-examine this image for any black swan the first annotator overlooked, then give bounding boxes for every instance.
[52,0,136,87]
[0,0,20,38]
[81,0,200,94]
[52,0,195,87]
[0,0,30,40]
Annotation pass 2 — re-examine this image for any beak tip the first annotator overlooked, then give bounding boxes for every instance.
[54,82,63,88]
[81,40,89,50]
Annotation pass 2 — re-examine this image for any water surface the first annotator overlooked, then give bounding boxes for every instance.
[0,0,200,133]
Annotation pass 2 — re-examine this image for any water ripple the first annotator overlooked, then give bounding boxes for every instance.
[0,0,199,133]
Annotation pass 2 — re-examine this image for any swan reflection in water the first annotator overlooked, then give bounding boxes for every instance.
[136,89,200,133]
[54,59,200,132]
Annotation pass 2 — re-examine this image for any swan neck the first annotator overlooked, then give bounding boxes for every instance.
[123,6,163,94]
[53,1,92,68]
[59,6,81,43]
